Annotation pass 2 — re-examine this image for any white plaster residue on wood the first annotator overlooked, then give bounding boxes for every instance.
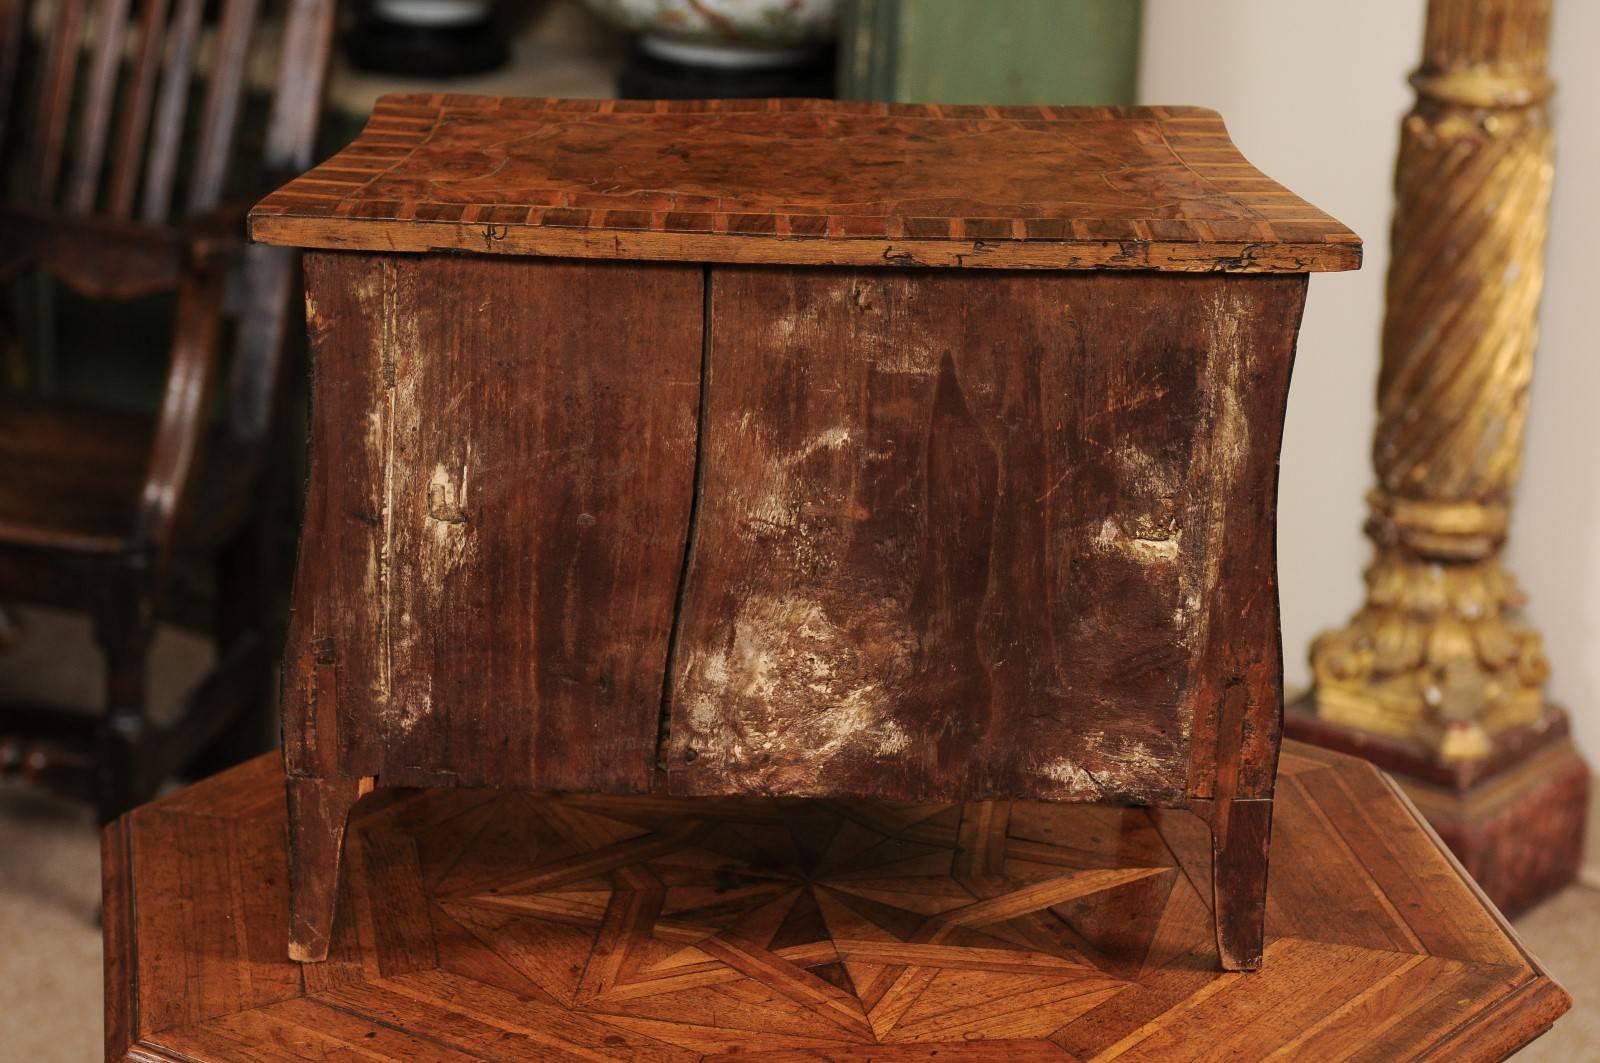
[799,425,853,458]
[1093,441,1184,565]
[1174,589,1205,631]
[1041,758,1103,799]
[684,592,917,788]
[425,444,477,575]
[1038,732,1164,801]
[392,676,433,737]
[738,424,858,543]
[372,260,442,739]
[1094,515,1181,564]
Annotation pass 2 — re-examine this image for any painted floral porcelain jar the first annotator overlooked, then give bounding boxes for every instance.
[583,0,838,70]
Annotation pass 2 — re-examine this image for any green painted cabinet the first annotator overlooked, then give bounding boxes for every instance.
[839,0,1142,105]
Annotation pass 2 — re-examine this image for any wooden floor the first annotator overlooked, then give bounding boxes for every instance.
[103,743,1568,1062]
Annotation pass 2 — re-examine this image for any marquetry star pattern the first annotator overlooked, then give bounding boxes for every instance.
[384,790,1183,1051]
[108,749,1566,1062]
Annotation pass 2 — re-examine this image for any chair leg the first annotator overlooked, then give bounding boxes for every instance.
[92,588,155,826]
[1212,797,1273,971]
[186,523,279,779]
[0,602,21,649]
[287,773,367,962]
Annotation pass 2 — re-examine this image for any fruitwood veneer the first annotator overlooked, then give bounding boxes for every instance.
[251,95,1360,971]
[251,96,1361,273]
[102,744,1569,1062]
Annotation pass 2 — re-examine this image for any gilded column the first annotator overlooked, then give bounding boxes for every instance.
[1309,0,1555,760]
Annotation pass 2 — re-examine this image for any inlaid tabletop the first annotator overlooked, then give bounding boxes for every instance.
[105,743,1565,1061]
[250,95,1362,272]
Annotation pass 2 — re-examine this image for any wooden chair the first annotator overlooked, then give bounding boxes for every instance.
[0,0,336,823]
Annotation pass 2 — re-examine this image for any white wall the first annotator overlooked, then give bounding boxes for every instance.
[1141,1,1600,757]
[1521,0,1600,759]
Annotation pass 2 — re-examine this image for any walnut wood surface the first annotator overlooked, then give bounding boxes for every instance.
[249,96,1362,273]
[666,269,1305,806]
[263,97,1362,970]
[103,743,1568,1062]
[280,257,1304,968]
[281,262,1302,804]
[283,253,702,794]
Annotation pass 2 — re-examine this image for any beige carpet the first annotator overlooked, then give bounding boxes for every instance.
[1,605,1595,1061]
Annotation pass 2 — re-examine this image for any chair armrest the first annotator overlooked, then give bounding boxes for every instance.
[133,264,226,567]
[0,202,251,300]
[179,203,251,269]
[0,208,184,299]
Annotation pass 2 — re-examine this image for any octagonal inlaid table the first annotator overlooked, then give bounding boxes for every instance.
[102,741,1568,1061]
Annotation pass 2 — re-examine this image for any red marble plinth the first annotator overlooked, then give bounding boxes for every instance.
[1286,700,1589,916]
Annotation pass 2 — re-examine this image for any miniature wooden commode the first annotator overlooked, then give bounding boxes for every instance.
[250,95,1360,971]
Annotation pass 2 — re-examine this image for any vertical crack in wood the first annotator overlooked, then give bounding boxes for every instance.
[656,266,713,775]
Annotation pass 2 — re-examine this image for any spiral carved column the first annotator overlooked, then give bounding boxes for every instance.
[1294,0,1589,913]
[1309,0,1554,759]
